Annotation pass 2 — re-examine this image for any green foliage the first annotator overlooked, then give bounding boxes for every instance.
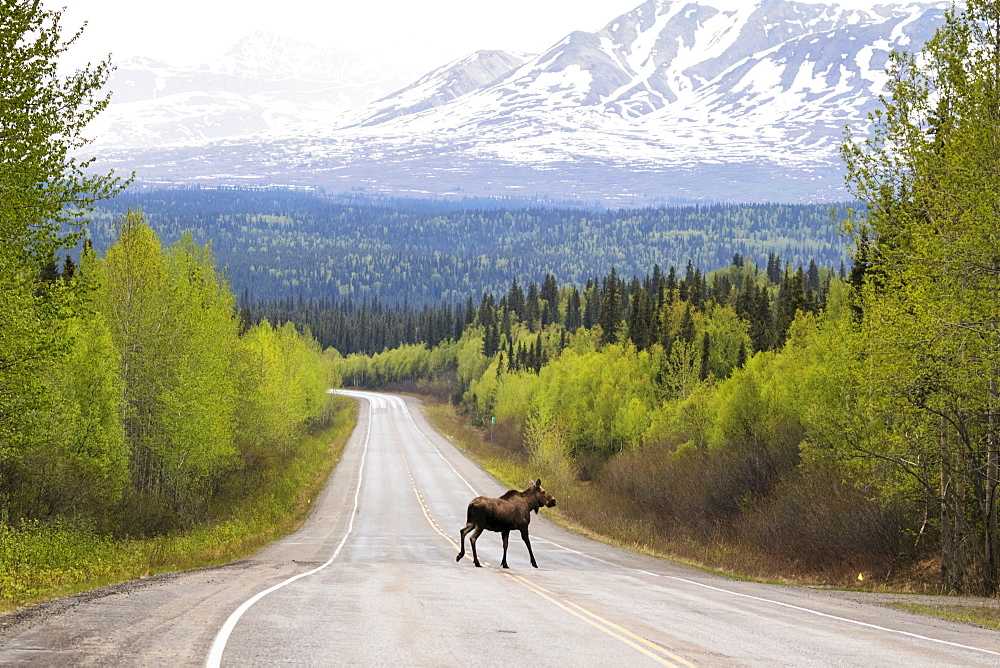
[842,0,1000,595]
[2,210,336,538]
[17,315,128,523]
[0,396,357,611]
[343,263,921,583]
[0,0,123,464]
[88,189,851,306]
[92,213,238,521]
[0,2,345,609]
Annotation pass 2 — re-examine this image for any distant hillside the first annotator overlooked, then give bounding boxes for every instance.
[87,188,851,304]
[88,0,948,203]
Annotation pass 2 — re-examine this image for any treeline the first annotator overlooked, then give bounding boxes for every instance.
[3,212,336,535]
[0,2,351,607]
[242,294,474,356]
[248,253,836,357]
[86,188,851,305]
[332,261,914,587]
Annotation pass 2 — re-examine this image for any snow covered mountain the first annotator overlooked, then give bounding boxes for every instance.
[91,0,950,203]
[349,50,536,127]
[89,33,420,147]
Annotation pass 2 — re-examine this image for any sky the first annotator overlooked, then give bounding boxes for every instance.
[60,0,640,71]
[59,0,926,72]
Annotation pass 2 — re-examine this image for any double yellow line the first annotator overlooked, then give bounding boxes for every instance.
[507,574,694,667]
[396,432,695,667]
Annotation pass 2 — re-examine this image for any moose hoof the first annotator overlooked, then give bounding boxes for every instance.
[474,561,482,568]
[456,553,463,562]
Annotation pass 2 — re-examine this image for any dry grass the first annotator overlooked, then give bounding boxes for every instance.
[891,602,1000,630]
[0,395,358,613]
[420,400,736,577]
[419,397,934,592]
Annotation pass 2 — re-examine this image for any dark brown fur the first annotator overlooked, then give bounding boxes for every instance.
[456,479,556,568]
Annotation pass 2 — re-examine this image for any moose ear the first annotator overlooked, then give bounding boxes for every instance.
[536,478,542,487]
[527,479,536,489]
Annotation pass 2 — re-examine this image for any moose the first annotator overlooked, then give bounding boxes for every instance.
[456,479,556,568]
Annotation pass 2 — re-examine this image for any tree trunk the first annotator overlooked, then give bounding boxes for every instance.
[940,416,959,592]
[984,369,999,596]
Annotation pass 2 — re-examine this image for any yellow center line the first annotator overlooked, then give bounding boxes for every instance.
[507,573,684,666]
[395,431,692,665]
[397,432,495,565]
[512,575,697,668]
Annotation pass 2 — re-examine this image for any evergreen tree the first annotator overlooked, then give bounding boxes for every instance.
[62,255,77,281]
[540,273,558,305]
[565,287,582,331]
[807,258,820,292]
[598,268,623,346]
[766,253,783,283]
[678,304,696,345]
[583,283,600,329]
[525,281,540,331]
[507,279,525,320]
[664,266,677,304]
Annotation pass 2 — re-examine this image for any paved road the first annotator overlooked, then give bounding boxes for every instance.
[2,390,999,666]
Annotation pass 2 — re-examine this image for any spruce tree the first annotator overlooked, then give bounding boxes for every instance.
[598,268,623,346]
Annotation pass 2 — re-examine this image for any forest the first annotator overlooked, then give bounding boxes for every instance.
[0,2,341,608]
[329,1,1000,596]
[247,252,830,356]
[4,0,1000,609]
[86,188,851,305]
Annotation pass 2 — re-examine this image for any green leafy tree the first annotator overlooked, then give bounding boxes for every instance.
[97,213,239,525]
[842,0,1000,594]
[0,1,122,464]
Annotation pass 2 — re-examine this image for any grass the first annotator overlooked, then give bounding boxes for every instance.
[420,398,997,596]
[423,396,1000,636]
[891,602,1000,630]
[0,394,358,613]
[424,403,758,570]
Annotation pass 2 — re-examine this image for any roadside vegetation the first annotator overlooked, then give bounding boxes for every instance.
[332,1,1000,597]
[0,2,349,612]
[0,395,355,612]
[890,602,1000,631]
[336,268,915,589]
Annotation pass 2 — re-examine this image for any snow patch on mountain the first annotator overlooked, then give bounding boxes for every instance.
[89,0,952,202]
[348,50,535,126]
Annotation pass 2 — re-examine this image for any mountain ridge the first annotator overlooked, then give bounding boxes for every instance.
[88,0,950,203]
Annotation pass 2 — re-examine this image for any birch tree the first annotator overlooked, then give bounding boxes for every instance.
[842,0,1000,594]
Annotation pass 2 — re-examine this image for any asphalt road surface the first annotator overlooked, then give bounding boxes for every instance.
[2,390,999,666]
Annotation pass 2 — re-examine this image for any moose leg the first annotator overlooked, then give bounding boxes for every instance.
[520,528,538,568]
[501,530,510,569]
[456,522,474,562]
[469,526,485,567]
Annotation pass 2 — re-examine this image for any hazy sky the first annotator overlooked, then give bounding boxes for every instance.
[59,0,926,72]
[61,0,639,71]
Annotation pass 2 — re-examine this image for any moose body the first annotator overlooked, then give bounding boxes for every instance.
[456,479,556,568]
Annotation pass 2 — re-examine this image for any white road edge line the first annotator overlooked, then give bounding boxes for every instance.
[336,391,998,658]
[664,576,1000,657]
[205,396,373,668]
[339,390,479,496]
[532,535,660,576]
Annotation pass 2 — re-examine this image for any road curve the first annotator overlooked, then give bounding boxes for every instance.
[1,390,999,666]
